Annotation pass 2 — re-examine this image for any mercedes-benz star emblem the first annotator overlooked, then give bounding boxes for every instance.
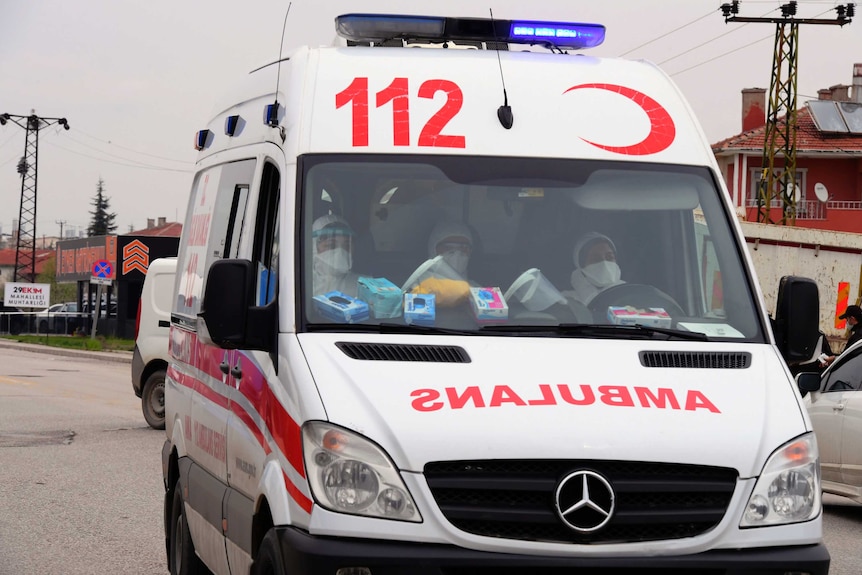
[554,470,615,533]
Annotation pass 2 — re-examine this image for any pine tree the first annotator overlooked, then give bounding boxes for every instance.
[87,178,117,237]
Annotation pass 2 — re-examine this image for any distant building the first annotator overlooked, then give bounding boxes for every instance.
[0,248,54,282]
[712,63,862,233]
[132,216,183,237]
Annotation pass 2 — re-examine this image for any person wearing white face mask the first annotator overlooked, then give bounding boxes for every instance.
[565,231,625,305]
[427,220,473,279]
[311,214,362,297]
[407,220,476,308]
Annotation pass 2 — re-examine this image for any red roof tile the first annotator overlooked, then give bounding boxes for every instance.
[712,105,862,154]
[0,248,54,274]
[129,222,183,237]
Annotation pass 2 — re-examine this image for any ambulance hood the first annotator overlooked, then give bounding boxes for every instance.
[298,334,806,478]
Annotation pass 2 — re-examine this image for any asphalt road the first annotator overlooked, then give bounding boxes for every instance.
[1,340,861,574]
[0,343,167,575]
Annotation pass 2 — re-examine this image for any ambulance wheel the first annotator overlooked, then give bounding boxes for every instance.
[142,370,166,430]
[588,283,685,323]
[253,529,287,575]
[38,320,49,334]
[169,482,208,575]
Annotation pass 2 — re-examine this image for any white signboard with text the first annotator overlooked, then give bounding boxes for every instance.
[4,282,51,309]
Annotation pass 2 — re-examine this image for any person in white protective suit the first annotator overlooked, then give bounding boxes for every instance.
[565,231,625,305]
[427,220,474,280]
[407,220,475,308]
[311,214,361,297]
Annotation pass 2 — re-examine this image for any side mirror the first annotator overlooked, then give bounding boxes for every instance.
[199,259,276,352]
[796,372,821,396]
[774,276,819,365]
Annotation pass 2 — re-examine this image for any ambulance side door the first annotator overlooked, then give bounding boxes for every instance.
[224,158,282,572]
[177,159,255,575]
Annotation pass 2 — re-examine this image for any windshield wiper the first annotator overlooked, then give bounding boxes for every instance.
[378,323,479,336]
[480,323,708,341]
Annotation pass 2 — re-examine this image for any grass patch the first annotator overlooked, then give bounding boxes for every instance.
[1,334,134,352]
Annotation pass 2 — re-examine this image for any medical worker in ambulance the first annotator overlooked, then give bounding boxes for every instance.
[564,231,624,306]
[311,214,362,297]
[408,220,476,308]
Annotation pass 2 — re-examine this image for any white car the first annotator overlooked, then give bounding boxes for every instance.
[34,302,82,334]
[799,338,862,503]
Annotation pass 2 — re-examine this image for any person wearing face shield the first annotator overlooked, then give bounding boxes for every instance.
[311,214,361,297]
[409,221,475,307]
[565,231,625,305]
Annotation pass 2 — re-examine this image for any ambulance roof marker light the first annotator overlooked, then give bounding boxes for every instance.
[225,115,240,137]
[194,130,212,151]
[335,14,605,51]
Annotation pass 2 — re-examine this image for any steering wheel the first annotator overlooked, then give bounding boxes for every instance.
[587,283,685,323]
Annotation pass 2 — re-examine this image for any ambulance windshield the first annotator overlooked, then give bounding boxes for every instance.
[300,154,764,341]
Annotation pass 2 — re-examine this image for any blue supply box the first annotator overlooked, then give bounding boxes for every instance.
[313,291,370,324]
[358,276,403,318]
[403,293,436,326]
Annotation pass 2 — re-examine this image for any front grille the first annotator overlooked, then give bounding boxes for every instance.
[424,460,737,544]
[336,342,470,363]
[639,351,751,369]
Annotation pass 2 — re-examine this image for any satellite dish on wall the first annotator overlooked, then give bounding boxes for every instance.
[814,182,829,203]
[787,182,801,204]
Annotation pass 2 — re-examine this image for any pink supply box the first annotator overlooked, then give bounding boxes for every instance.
[469,287,509,322]
[607,306,671,328]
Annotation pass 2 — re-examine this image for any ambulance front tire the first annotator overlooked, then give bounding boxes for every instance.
[169,481,209,575]
[142,370,166,430]
[252,529,287,575]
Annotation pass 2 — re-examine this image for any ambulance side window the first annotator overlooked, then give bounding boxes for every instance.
[252,162,280,306]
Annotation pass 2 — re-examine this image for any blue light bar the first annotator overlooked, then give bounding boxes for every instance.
[335,14,605,50]
[509,21,605,49]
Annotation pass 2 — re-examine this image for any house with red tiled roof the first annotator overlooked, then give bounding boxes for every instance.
[712,64,862,233]
[130,217,182,237]
[0,248,54,282]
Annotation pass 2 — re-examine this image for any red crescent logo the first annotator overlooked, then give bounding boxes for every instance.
[563,83,676,155]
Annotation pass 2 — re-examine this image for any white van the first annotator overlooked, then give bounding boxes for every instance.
[163,14,828,575]
[132,257,177,429]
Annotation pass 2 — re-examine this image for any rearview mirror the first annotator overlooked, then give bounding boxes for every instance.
[198,259,276,352]
[774,276,819,365]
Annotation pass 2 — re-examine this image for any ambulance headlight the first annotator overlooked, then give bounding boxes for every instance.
[740,433,820,527]
[303,422,421,522]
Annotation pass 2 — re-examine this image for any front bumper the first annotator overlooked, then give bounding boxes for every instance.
[273,526,829,574]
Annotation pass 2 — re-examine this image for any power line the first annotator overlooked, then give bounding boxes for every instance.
[619,9,717,57]
[658,7,779,66]
[73,127,191,164]
[43,141,193,173]
[668,34,773,76]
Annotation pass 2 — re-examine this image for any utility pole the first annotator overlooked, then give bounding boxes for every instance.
[722,1,854,225]
[55,219,67,240]
[0,111,70,281]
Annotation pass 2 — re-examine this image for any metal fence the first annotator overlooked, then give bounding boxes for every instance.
[0,311,92,336]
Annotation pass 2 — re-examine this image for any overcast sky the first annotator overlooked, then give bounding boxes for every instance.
[1,0,859,239]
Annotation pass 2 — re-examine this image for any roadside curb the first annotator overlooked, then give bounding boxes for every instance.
[0,338,133,364]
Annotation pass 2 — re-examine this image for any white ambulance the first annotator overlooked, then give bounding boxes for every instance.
[163,13,829,575]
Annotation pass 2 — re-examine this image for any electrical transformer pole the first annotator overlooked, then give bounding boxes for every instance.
[0,111,70,282]
[722,1,854,225]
